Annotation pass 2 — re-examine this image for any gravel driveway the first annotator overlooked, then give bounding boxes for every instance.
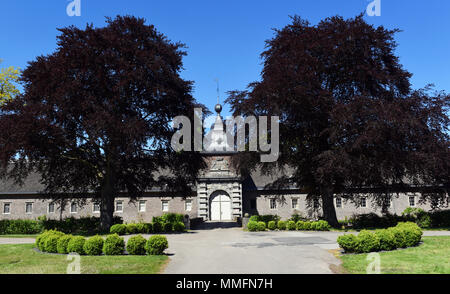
[1,227,449,274]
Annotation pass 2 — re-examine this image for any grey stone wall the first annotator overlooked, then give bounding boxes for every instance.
[245,191,445,221]
[0,194,197,223]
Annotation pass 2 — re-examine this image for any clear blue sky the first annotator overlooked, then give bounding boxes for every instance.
[1,0,449,118]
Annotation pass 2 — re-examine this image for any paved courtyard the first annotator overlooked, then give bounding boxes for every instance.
[1,226,449,274]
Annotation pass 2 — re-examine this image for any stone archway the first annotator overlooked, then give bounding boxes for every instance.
[209,191,232,221]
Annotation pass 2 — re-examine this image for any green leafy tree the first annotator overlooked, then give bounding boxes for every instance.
[0,60,21,105]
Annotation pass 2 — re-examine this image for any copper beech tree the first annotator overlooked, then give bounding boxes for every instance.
[227,15,450,227]
[0,16,206,229]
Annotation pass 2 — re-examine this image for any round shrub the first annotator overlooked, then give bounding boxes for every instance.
[126,223,138,235]
[249,215,259,222]
[136,223,146,234]
[36,230,59,251]
[257,221,266,231]
[152,222,162,233]
[310,222,318,231]
[337,234,358,253]
[247,221,259,232]
[268,221,277,230]
[146,235,168,255]
[103,234,125,255]
[303,221,312,231]
[356,230,380,253]
[277,221,287,230]
[396,222,422,247]
[287,221,296,231]
[110,224,127,235]
[296,221,306,230]
[388,227,408,248]
[57,235,73,254]
[162,222,172,232]
[375,229,397,251]
[126,235,147,255]
[44,232,64,253]
[316,220,331,231]
[83,235,104,255]
[173,222,186,232]
[67,236,86,255]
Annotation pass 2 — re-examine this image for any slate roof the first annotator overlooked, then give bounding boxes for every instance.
[0,165,296,194]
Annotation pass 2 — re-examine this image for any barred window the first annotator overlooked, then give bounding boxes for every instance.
[409,196,416,207]
[270,199,277,210]
[93,202,100,213]
[115,200,123,212]
[25,203,33,214]
[360,197,367,208]
[162,200,169,212]
[3,203,10,214]
[335,197,342,208]
[48,203,55,213]
[70,202,77,213]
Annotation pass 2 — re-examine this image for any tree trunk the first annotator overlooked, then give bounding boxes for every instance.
[320,186,339,228]
[100,167,116,231]
[100,189,115,231]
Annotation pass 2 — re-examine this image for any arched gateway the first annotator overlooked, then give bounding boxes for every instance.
[210,191,232,221]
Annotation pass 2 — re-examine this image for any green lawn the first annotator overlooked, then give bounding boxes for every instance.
[0,234,39,238]
[339,236,450,274]
[0,243,168,274]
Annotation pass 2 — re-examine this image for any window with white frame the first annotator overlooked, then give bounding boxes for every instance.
[270,198,277,210]
[185,200,192,212]
[291,198,299,209]
[3,203,11,214]
[93,202,100,213]
[70,202,77,213]
[335,197,342,208]
[115,200,123,212]
[139,200,146,212]
[25,202,33,214]
[409,196,416,207]
[360,197,367,208]
[162,200,169,212]
[48,203,55,213]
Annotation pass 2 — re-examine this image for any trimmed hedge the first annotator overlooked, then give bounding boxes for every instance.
[355,230,380,253]
[44,233,63,253]
[103,234,125,255]
[127,235,147,255]
[126,223,138,235]
[338,222,422,254]
[268,221,276,230]
[146,235,168,255]
[41,216,122,235]
[287,221,296,231]
[257,221,266,231]
[83,235,104,255]
[277,221,287,230]
[162,222,173,233]
[247,221,259,232]
[152,222,162,233]
[67,236,86,255]
[173,222,186,232]
[57,235,73,254]
[0,219,42,235]
[110,224,127,235]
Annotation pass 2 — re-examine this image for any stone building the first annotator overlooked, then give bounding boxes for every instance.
[0,104,445,223]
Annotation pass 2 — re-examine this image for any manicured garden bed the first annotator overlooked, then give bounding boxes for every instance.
[338,236,450,274]
[0,243,168,274]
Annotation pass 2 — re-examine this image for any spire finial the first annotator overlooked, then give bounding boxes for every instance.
[214,78,222,114]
